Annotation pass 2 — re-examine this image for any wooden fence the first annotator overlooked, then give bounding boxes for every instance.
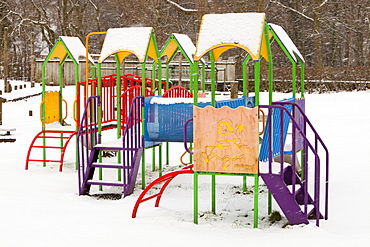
[35,57,370,93]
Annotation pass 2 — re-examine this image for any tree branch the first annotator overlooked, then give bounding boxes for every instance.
[165,0,197,12]
[88,0,98,10]
[320,0,329,8]
[269,0,314,22]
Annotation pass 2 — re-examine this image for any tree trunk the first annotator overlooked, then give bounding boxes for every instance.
[196,0,208,33]
[3,27,8,93]
[256,0,265,12]
[314,0,323,68]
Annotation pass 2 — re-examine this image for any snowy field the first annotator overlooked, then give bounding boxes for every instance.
[0,80,369,247]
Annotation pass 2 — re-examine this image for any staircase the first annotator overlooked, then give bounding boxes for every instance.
[259,101,329,226]
[25,130,76,172]
[77,95,144,196]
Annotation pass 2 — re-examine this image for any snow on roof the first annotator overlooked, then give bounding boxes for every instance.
[98,27,153,63]
[194,13,266,61]
[269,23,305,63]
[59,36,94,64]
[172,33,196,63]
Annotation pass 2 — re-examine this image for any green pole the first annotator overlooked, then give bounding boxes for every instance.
[254,60,260,107]
[41,63,46,125]
[194,172,199,224]
[242,56,250,193]
[253,174,259,228]
[59,62,64,158]
[158,59,163,93]
[193,61,199,106]
[116,57,122,138]
[191,60,199,185]
[189,60,195,165]
[210,52,216,107]
[292,62,297,98]
[212,175,216,213]
[152,62,157,94]
[41,63,46,167]
[209,51,217,214]
[159,144,163,177]
[59,62,64,125]
[75,64,79,170]
[97,63,102,144]
[242,57,249,98]
[300,61,305,179]
[243,176,247,192]
[152,146,156,171]
[201,63,206,92]
[165,64,170,165]
[97,63,103,191]
[157,59,163,177]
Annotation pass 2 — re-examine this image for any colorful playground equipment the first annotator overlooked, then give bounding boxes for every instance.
[25,36,94,171]
[26,12,329,228]
[131,13,328,228]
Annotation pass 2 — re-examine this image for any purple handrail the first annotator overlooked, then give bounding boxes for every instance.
[121,96,144,195]
[260,104,328,226]
[182,103,328,226]
[273,101,329,221]
[77,96,144,196]
[183,118,193,155]
[77,96,100,195]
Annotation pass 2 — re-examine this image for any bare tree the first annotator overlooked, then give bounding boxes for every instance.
[0,0,369,83]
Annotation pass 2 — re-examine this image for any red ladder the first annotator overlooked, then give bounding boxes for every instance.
[25,130,76,172]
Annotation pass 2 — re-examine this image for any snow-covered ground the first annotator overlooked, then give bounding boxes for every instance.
[0,80,369,247]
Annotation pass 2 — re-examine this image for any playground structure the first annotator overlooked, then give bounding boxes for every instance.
[25,36,94,171]
[25,12,329,228]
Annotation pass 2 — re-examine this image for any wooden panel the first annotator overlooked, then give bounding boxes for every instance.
[193,105,259,174]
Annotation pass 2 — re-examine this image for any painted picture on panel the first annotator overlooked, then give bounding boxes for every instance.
[193,105,259,174]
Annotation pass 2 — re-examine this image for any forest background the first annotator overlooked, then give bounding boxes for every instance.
[0,0,369,92]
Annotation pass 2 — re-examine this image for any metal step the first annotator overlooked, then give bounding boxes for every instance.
[27,159,62,163]
[91,162,125,169]
[86,180,125,187]
[32,145,64,149]
[36,136,71,139]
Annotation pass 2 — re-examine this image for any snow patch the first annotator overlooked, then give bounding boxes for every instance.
[98,27,153,63]
[195,13,265,60]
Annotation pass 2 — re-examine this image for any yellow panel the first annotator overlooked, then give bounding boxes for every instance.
[44,91,60,124]
[193,105,259,174]
[260,32,269,62]
[117,51,134,64]
[48,42,68,62]
[212,46,234,61]
[160,39,178,63]
[147,37,159,62]
[194,43,260,61]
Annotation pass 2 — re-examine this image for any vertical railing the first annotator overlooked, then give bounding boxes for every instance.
[273,101,329,222]
[259,104,329,226]
[100,74,117,125]
[121,96,144,195]
[77,96,100,195]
